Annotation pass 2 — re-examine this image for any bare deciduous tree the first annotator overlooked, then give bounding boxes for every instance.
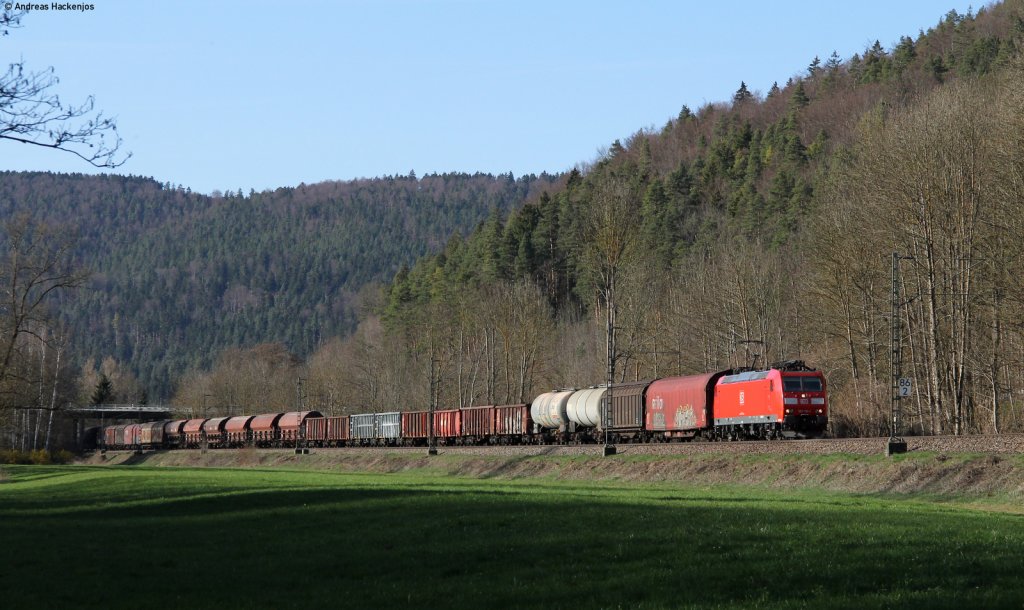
[0,216,87,401]
[1,9,129,167]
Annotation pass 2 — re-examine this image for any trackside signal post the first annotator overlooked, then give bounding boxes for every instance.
[888,252,911,456]
[428,356,438,456]
[604,295,616,457]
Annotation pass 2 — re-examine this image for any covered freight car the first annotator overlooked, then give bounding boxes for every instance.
[645,371,729,440]
[164,420,187,447]
[124,423,142,449]
[250,413,285,447]
[202,417,231,447]
[224,415,254,447]
[606,381,652,440]
[138,421,167,449]
[278,411,323,444]
[182,418,209,448]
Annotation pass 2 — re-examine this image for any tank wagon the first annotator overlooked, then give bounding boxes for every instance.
[98,362,827,451]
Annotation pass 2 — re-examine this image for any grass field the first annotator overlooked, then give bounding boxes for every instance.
[1,463,1022,609]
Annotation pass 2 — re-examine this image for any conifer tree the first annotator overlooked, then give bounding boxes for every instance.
[733,81,754,104]
[90,373,113,405]
[790,81,810,110]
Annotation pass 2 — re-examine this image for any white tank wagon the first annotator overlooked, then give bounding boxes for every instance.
[566,387,606,429]
[530,389,575,430]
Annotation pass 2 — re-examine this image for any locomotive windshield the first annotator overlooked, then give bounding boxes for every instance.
[783,376,823,392]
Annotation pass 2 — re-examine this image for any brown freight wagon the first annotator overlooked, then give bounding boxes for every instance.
[126,423,142,448]
[202,417,231,447]
[164,420,187,447]
[103,426,117,448]
[461,405,494,444]
[139,421,166,449]
[433,409,461,443]
[401,411,430,445]
[304,415,351,446]
[279,411,323,444]
[305,416,327,445]
[608,381,653,441]
[183,418,209,447]
[224,415,254,447]
[494,403,532,443]
[113,424,128,448]
[327,415,350,445]
[250,413,284,446]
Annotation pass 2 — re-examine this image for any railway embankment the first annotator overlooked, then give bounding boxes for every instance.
[83,441,1024,508]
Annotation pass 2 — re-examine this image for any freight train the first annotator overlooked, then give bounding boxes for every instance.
[98,361,827,451]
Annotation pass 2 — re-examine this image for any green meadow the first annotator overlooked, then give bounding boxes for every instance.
[0,464,1021,609]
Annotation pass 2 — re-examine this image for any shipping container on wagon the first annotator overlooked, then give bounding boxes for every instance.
[460,405,494,441]
[645,372,726,437]
[401,411,430,440]
[163,420,187,446]
[607,381,652,432]
[139,421,166,448]
[201,417,231,446]
[494,404,532,440]
[433,409,461,440]
[224,415,254,446]
[566,387,606,429]
[250,413,284,446]
[377,412,401,441]
[350,413,375,441]
[530,390,575,430]
[278,411,323,443]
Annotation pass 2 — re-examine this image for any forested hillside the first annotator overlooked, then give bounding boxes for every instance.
[0,171,558,398]
[354,3,1024,436]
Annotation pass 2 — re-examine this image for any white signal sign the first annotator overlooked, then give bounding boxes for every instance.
[898,377,913,397]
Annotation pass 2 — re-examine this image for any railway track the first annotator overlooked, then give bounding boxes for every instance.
[311,434,1024,457]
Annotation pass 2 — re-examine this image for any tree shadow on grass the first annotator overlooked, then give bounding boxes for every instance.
[2,476,1023,609]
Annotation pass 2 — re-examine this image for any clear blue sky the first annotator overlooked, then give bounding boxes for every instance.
[4,0,977,195]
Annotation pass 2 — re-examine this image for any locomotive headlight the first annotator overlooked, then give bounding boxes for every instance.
[817,409,823,414]
[785,408,792,414]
